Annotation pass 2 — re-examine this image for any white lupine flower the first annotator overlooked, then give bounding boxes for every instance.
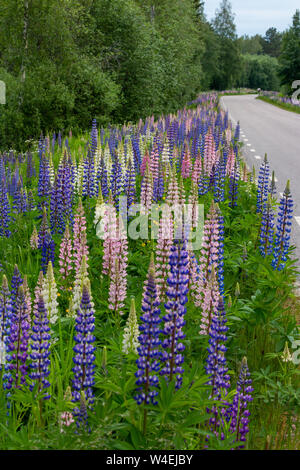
[76,156,84,195]
[122,297,139,355]
[42,262,59,324]
[68,256,93,318]
[281,342,293,363]
[49,155,55,186]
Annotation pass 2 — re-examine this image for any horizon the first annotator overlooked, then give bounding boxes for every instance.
[204,0,299,36]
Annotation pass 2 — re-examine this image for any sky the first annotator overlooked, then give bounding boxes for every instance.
[204,0,299,36]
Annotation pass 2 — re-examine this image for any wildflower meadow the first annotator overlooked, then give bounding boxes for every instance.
[0,92,299,451]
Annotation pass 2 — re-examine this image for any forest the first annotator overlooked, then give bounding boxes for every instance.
[0,0,299,149]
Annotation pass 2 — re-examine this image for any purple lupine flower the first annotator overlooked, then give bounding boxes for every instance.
[38,155,51,214]
[134,258,161,406]
[29,295,51,399]
[228,357,253,448]
[256,155,270,214]
[160,238,189,390]
[4,286,30,390]
[41,230,55,274]
[0,177,11,237]
[50,176,64,234]
[11,265,23,317]
[72,284,96,429]
[272,181,294,271]
[82,148,95,199]
[205,299,231,442]
[259,195,275,257]
[0,275,12,346]
[229,160,240,208]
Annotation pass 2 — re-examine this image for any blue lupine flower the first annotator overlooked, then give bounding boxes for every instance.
[272,181,294,271]
[29,296,51,399]
[205,298,231,440]
[134,260,161,405]
[259,195,275,257]
[72,284,96,429]
[160,238,189,390]
[257,155,270,214]
[228,357,253,448]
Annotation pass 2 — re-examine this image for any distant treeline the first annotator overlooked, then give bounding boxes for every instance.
[0,0,299,149]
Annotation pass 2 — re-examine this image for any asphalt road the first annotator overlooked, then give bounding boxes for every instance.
[221,94,300,275]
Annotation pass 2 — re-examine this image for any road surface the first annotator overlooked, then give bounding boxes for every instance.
[221,94,300,276]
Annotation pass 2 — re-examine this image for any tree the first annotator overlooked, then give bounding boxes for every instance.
[239,54,280,90]
[239,34,263,55]
[212,0,241,89]
[279,10,300,93]
[261,27,282,58]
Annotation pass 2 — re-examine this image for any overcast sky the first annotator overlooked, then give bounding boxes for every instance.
[205,0,299,36]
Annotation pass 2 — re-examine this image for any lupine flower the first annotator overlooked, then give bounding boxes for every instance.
[23,276,32,324]
[205,298,231,439]
[0,275,12,347]
[59,386,75,432]
[269,171,277,198]
[259,195,275,257]
[134,257,161,406]
[33,271,44,318]
[108,220,128,317]
[42,262,59,324]
[257,155,270,214]
[69,255,92,319]
[0,178,11,237]
[122,297,139,354]
[229,160,240,208]
[160,238,189,390]
[59,225,73,281]
[30,226,39,250]
[140,163,153,214]
[4,286,30,390]
[29,295,51,399]
[199,267,220,335]
[73,200,89,274]
[272,181,294,271]
[11,265,23,317]
[155,211,173,302]
[228,357,253,448]
[72,284,96,429]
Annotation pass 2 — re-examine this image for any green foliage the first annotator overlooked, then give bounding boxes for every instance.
[279,10,300,93]
[239,54,280,91]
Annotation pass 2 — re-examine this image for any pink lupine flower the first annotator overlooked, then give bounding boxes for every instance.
[150,145,159,184]
[140,150,151,177]
[198,201,220,285]
[192,154,202,186]
[198,267,220,335]
[73,200,89,274]
[155,212,173,302]
[102,199,119,276]
[226,147,236,176]
[203,130,217,175]
[181,143,192,179]
[108,219,128,317]
[166,168,179,207]
[140,163,153,215]
[59,225,73,281]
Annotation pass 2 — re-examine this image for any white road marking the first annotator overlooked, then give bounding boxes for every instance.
[250,149,255,152]
[244,138,249,141]
[247,144,251,147]
[295,217,300,227]
[280,192,283,197]
[255,155,261,159]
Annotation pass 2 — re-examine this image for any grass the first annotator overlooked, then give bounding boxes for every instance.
[257,96,300,115]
